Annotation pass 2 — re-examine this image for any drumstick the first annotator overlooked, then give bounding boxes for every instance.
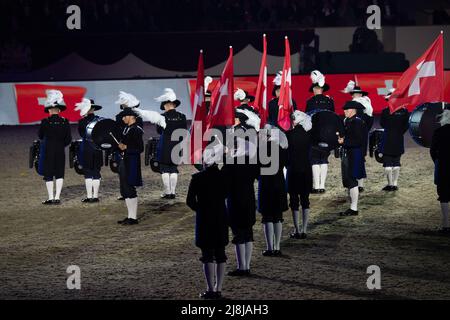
[109,132,120,145]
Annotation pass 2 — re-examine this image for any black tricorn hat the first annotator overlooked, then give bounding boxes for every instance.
[119,108,138,118]
[160,99,181,111]
[349,86,369,96]
[45,103,66,113]
[343,100,365,111]
[89,99,102,111]
[309,82,330,93]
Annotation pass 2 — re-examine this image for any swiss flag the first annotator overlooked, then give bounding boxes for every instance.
[389,33,444,113]
[253,34,268,128]
[206,47,234,129]
[189,50,207,164]
[14,84,86,124]
[277,37,293,131]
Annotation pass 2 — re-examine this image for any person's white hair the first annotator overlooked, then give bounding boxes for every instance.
[291,110,312,132]
[44,90,65,107]
[439,109,450,126]
[353,96,373,117]
[115,91,140,108]
[74,98,92,117]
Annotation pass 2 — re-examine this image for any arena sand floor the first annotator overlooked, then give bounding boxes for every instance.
[1,122,450,300]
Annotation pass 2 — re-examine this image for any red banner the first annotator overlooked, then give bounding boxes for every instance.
[189,71,450,116]
[15,84,86,124]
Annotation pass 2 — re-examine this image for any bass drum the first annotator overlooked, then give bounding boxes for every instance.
[307,109,344,151]
[409,102,449,148]
[144,137,161,173]
[369,129,384,164]
[86,117,120,150]
[69,140,84,175]
[29,140,40,174]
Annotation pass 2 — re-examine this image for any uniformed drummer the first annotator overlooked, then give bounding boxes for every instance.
[114,91,143,201]
[306,70,334,194]
[116,108,144,225]
[380,91,410,191]
[338,101,367,216]
[268,71,297,129]
[38,90,72,205]
[155,88,187,199]
[431,106,450,233]
[74,98,103,203]
[343,81,374,192]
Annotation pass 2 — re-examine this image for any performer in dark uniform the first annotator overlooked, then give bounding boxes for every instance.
[430,107,450,233]
[155,88,188,199]
[116,108,144,226]
[306,70,334,194]
[75,98,103,203]
[268,71,297,129]
[187,143,228,299]
[37,90,72,205]
[224,105,260,277]
[258,124,288,256]
[287,111,313,239]
[115,91,143,201]
[380,91,410,191]
[343,81,374,192]
[338,101,367,216]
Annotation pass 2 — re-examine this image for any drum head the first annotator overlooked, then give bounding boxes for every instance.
[309,110,344,151]
[409,103,447,148]
[90,119,120,150]
[109,158,120,174]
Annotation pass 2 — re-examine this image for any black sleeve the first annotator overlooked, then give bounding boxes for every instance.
[181,114,188,130]
[157,125,164,135]
[292,100,298,111]
[186,176,198,211]
[64,120,72,146]
[305,100,312,114]
[38,119,46,140]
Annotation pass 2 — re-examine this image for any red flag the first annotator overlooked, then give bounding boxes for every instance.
[277,36,293,131]
[253,34,268,127]
[207,47,234,129]
[189,50,207,164]
[389,32,444,113]
[14,84,86,124]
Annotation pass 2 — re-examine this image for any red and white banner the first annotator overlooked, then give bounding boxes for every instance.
[14,84,86,124]
[389,33,444,113]
[206,47,235,129]
[277,37,293,131]
[189,50,207,164]
[253,34,268,128]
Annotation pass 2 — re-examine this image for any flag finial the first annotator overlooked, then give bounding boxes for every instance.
[200,49,203,53]
[285,36,288,39]
[263,33,266,37]
[441,30,444,34]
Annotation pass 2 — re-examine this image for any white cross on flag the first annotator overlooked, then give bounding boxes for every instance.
[389,32,444,113]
